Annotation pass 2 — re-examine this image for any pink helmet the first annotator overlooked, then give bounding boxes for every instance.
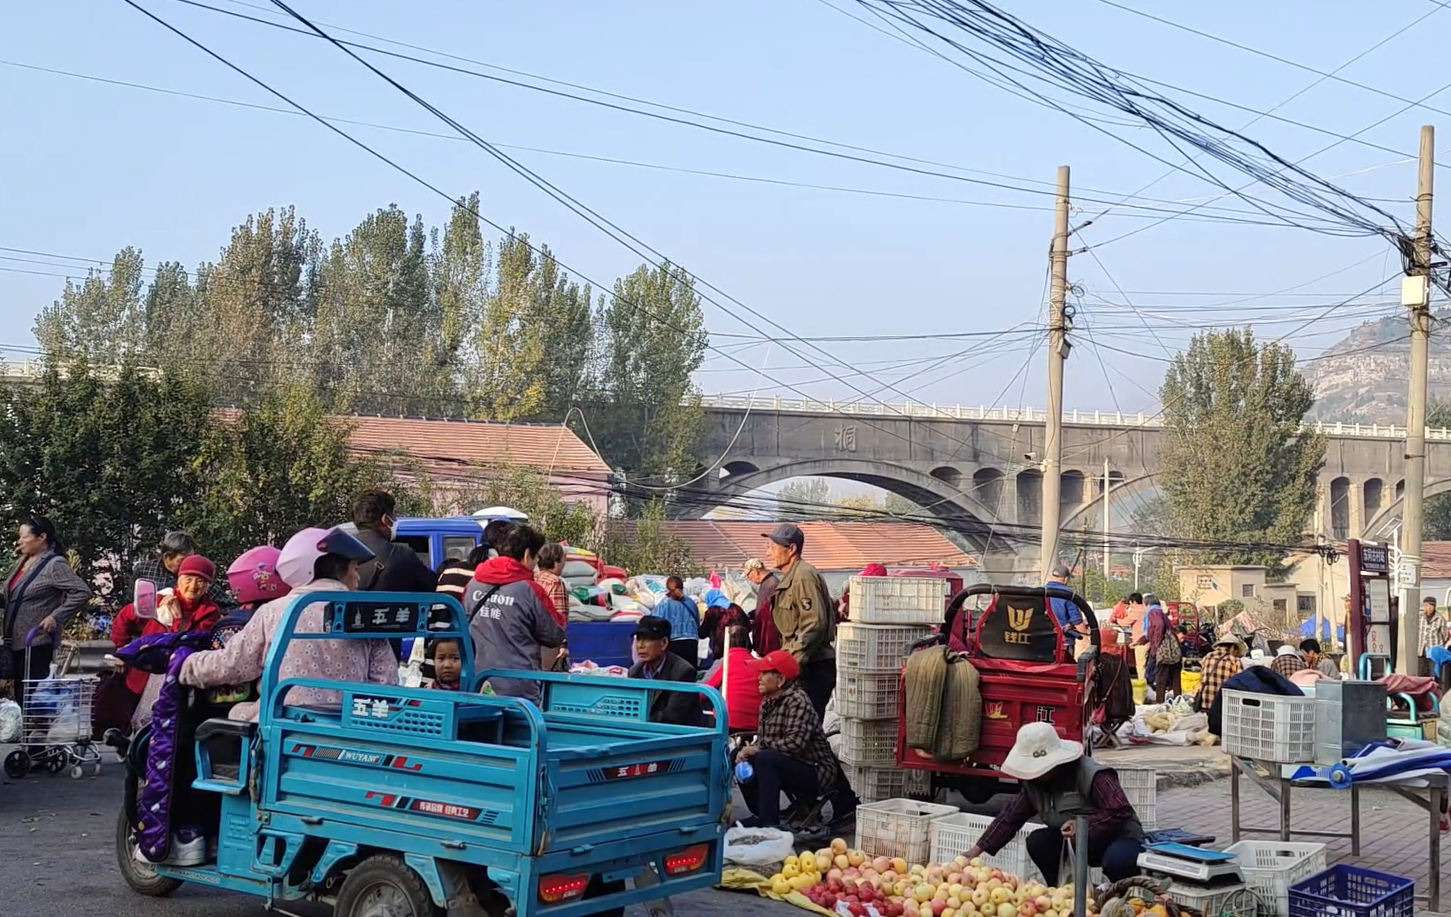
[227,545,292,605]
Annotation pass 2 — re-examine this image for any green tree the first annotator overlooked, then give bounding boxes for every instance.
[310,206,433,414]
[190,207,321,404]
[470,231,549,420]
[434,465,599,549]
[1158,328,1325,572]
[523,247,595,421]
[591,261,707,480]
[427,193,490,409]
[182,384,401,564]
[33,247,149,360]
[777,478,833,519]
[0,357,214,592]
[602,499,700,576]
[1425,398,1451,539]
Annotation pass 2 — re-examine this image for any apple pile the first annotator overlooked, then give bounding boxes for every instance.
[766,838,1098,917]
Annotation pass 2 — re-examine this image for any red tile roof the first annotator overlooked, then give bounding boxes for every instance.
[652,521,977,571]
[1423,541,1451,579]
[215,410,611,478]
[344,415,611,477]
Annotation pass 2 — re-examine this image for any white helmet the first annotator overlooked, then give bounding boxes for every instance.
[277,526,376,588]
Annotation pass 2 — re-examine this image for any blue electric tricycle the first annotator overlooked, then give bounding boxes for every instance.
[115,592,729,916]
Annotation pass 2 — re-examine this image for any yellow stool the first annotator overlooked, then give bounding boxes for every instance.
[1131,678,1147,705]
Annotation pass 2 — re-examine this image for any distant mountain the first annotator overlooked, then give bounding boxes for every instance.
[1301,309,1451,423]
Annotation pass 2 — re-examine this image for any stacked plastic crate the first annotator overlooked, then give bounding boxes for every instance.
[835,575,946,802]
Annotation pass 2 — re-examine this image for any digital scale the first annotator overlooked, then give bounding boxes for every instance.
[1137,843,1245,885]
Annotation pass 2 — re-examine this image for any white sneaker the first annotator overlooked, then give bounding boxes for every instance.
[170,832,206,866]
[134,832,206,866]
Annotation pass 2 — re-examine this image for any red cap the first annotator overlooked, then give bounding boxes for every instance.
[747,649,800,681]
[178,554,216,584]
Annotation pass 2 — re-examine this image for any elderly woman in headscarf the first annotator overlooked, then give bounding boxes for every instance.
[115,555,225,729]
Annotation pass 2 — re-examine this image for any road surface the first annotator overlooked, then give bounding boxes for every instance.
[0,768,781,917]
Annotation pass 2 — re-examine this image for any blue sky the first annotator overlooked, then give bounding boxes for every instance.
[1,0,1440,418]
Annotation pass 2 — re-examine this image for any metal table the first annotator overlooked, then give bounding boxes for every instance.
[1229,756,1445,912]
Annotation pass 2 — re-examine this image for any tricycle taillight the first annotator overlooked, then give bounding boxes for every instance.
[537,872,590,903]
[664,844,710,876]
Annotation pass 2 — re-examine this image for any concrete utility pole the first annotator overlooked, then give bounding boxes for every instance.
[1103,458,1112,596]
[1399,125,1435,675]
[1040,165,1072,577]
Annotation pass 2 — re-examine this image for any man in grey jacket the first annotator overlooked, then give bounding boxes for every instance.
[463,523,566,706]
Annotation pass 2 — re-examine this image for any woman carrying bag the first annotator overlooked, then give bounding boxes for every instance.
[1,515,91,705]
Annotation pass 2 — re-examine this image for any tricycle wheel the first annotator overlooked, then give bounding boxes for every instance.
[4,748,31,778]
[336,854,441,917]
[115,809,183,897]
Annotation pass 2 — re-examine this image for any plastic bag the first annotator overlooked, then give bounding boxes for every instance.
[0,698,20,742]
[723,825,796,868]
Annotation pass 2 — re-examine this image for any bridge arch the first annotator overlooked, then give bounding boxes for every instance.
[1363,477,1451,539]
[685,458,1008,551]
[1060,472,1159,530]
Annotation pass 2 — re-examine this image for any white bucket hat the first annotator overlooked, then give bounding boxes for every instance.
[1000,722,1083,781]
[1275,644,1301,658]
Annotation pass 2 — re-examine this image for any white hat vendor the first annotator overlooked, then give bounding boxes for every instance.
[961,723,1146,886]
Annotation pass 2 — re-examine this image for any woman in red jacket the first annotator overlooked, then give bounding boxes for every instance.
[704,624,763,732]
[112,556,224,701]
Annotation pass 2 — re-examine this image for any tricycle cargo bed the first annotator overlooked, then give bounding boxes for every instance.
[265,677,728,856]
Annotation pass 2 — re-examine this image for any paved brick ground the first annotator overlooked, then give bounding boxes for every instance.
[1157,776,1447,913]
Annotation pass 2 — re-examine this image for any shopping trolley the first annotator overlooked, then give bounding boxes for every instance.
[3,627,102,779]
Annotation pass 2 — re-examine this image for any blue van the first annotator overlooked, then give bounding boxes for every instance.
[341,512,527,572]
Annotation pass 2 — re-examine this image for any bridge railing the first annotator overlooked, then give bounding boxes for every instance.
[697,395,1451,440]
[0,359,161,382]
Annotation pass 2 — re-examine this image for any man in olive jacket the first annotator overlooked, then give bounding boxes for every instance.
[762,523,836,719]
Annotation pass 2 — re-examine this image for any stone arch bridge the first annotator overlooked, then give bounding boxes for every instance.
[687,396,1451,559]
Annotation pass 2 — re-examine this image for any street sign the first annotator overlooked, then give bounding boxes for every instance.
[1360,544,1390,575]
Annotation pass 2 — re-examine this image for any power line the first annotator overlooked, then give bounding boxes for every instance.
[856,0,1410,245]
[1094,0,1451,126]
[1070,1,1443,240]
[250,0,1057,481]
[151,0,1387,230]
[4,58,1337,230]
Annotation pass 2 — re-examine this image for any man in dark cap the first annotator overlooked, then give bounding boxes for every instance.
[762,523,837,719]
[1044,561,1088,639]
[628,615,705,726]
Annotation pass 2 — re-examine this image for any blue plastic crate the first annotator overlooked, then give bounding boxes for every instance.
[1288,864,1414,917]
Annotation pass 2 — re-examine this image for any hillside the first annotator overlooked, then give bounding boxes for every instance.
[1302,309,1451,423]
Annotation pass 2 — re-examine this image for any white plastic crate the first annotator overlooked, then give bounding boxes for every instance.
[835,670,901,719]
[1116,767,1158,829]
[1168,882,1258,917]
[1222,689,1317,763]
[837,622,934,672]
[930,812,1042,882]
[839,716,899,766]
[854,798,959,865]
[840,762,930,803]
[849,576,946,624]
[1225,840,1327,916]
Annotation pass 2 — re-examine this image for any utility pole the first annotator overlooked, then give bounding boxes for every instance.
[1103,458,1112,600]
[1399,125,1435,675]
[1040,165,1072,577]
[1398,123,1433,673]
